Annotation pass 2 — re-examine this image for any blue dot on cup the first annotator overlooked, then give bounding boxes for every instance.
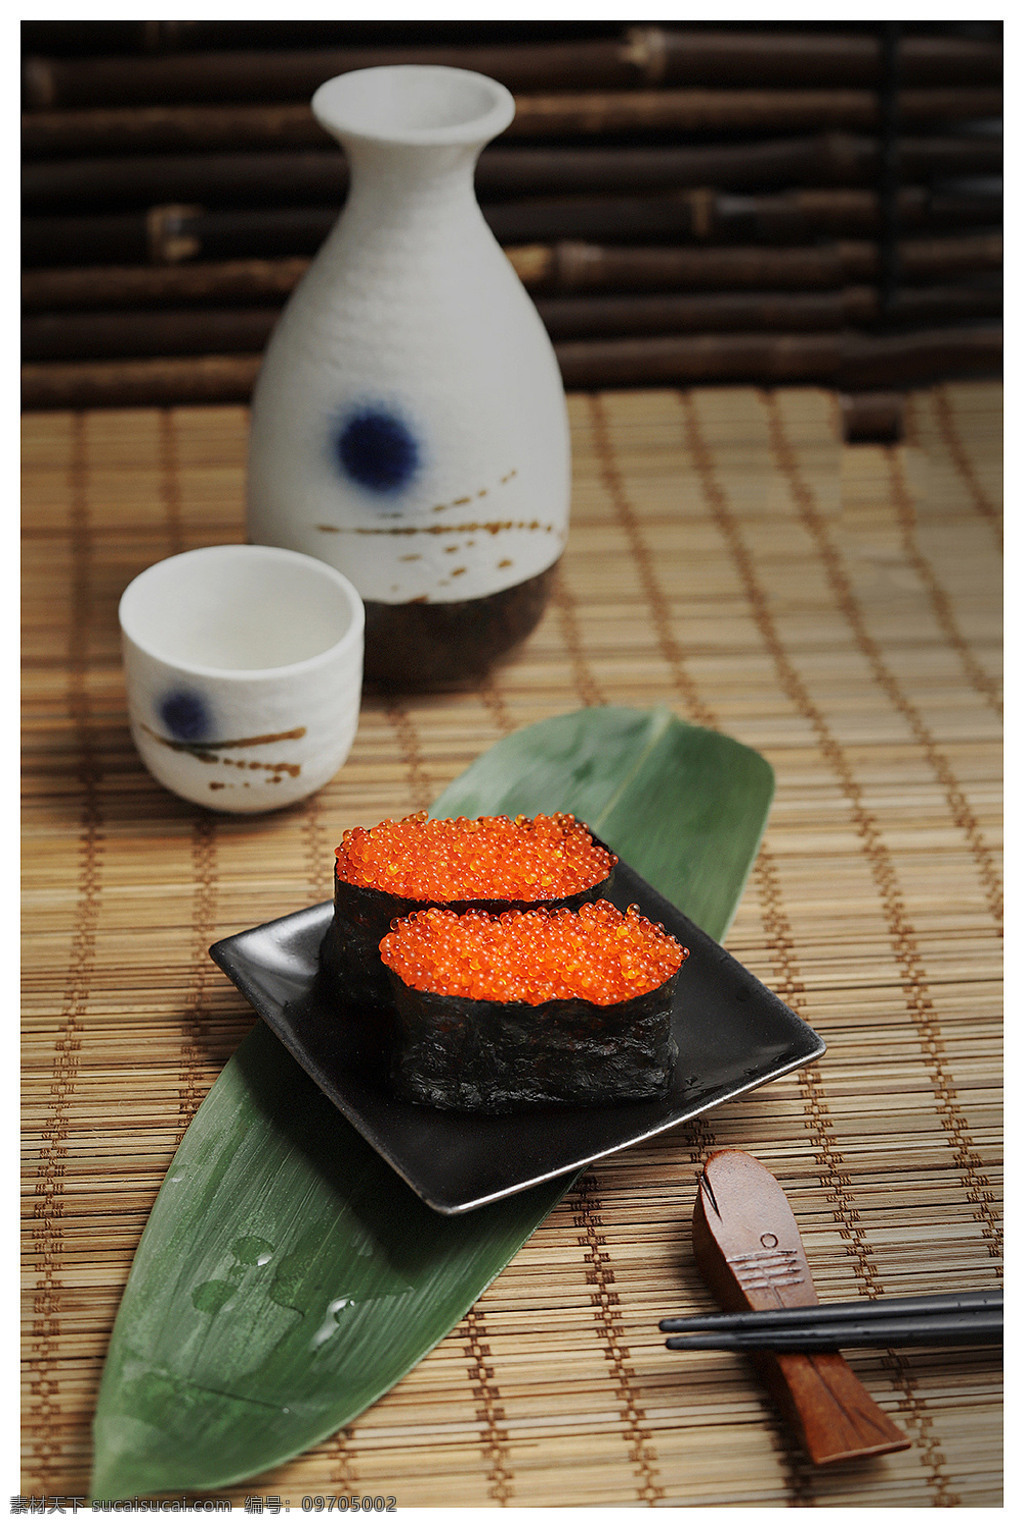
[335,406,420,493]
[159,687,214,743]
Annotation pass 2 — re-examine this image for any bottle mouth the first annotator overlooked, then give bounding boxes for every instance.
[312,65,515,147]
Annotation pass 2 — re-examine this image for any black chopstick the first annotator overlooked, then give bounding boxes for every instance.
[660,1288,1001,1333]
[660,1290,1002,1353]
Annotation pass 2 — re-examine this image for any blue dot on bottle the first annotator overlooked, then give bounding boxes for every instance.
[335,406,420,493]
[159,687,213,743]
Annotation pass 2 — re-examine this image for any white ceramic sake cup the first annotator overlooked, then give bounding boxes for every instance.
[119,544,364,813]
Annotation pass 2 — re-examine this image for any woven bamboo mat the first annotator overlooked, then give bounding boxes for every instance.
[22,382,1002,1508]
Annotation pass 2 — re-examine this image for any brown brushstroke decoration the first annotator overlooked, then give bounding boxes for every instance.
[141,722,306,750]
[314,519,555,538]
[138,722,305,780]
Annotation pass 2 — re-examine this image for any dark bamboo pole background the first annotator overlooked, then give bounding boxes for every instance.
[19,157,1004,219]
[20,286,1005,360]
[20,20,1001,433]
[20,197,1003,269]
[20,92,1004,158]
[19,326,1003,412]
[22,27,1002,109]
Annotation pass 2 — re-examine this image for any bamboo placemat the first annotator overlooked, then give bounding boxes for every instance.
[22,382,1002,1508]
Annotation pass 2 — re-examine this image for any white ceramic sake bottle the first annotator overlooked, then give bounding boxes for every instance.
[246,65,571,687]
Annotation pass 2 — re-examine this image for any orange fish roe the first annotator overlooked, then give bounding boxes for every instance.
[334,811,616,902]
[380,901,687,1007]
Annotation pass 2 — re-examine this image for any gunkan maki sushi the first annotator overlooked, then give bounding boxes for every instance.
[318,811,617,1008]
[379,900,689,1112]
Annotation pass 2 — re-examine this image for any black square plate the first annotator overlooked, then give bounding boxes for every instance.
[210,861,825,1214]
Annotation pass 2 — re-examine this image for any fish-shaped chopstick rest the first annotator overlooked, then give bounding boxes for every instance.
[691,1149,910,1465]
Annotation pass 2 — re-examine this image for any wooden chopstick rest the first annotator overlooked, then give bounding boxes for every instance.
[690,1148,911,1465]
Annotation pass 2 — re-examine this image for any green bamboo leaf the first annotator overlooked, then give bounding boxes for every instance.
[91,707,773,1499]
[431,706,774,940]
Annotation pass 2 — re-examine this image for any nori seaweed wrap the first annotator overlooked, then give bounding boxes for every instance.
[319,812,617,1009]
[379,901,688,1113]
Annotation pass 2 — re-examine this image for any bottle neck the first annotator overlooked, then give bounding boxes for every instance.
[338,135,486,227]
